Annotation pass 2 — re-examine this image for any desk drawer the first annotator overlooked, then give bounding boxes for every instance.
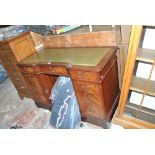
[39,66,68,75]
[70,70,100,81]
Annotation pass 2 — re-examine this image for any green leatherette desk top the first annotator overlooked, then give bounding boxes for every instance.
[20,47,114,67]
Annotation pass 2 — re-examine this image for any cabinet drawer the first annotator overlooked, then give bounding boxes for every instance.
[70,70,100,81]
[39,66,68,75]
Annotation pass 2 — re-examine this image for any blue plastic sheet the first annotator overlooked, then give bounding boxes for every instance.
[0,65,8,84]
[49,77,81,129]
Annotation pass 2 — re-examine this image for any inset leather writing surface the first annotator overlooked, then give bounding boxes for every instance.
[20,47,111,67]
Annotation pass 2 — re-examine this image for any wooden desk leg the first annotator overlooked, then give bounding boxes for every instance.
[34,101,52,110]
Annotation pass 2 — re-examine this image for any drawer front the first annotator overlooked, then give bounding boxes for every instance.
[39,66,68,75]
[70,70,100,81]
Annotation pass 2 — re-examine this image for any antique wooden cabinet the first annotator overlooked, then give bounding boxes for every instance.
[0,32,36,99]
[18,47,120,127]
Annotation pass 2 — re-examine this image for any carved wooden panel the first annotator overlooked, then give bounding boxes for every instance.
[9,34,36,62]
[73,81,104,118]
[23,74,48,103]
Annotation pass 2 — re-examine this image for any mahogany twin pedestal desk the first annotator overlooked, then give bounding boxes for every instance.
[17,47,120,128]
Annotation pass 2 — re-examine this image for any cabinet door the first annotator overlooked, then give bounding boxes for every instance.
[72,80,105,119]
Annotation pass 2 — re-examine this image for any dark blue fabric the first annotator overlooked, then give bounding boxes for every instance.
[49,77,81,129]
[0,65,8,84]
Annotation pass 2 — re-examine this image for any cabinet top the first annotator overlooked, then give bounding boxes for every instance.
[18,47,116,69]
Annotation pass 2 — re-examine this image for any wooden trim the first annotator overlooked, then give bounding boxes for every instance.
[30,26,121,48]
[123,114,155,128]
[112,114,139,129]
[117,47,126,88]
[107,92,120,121]
[121,25,132,45]
[135,58,155,118]
[136,48,155,63]
[126,102,155,117]
[130,76,155,97]
[30,32,44,46]
[113,112,155,128]
[117,26,143,115]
